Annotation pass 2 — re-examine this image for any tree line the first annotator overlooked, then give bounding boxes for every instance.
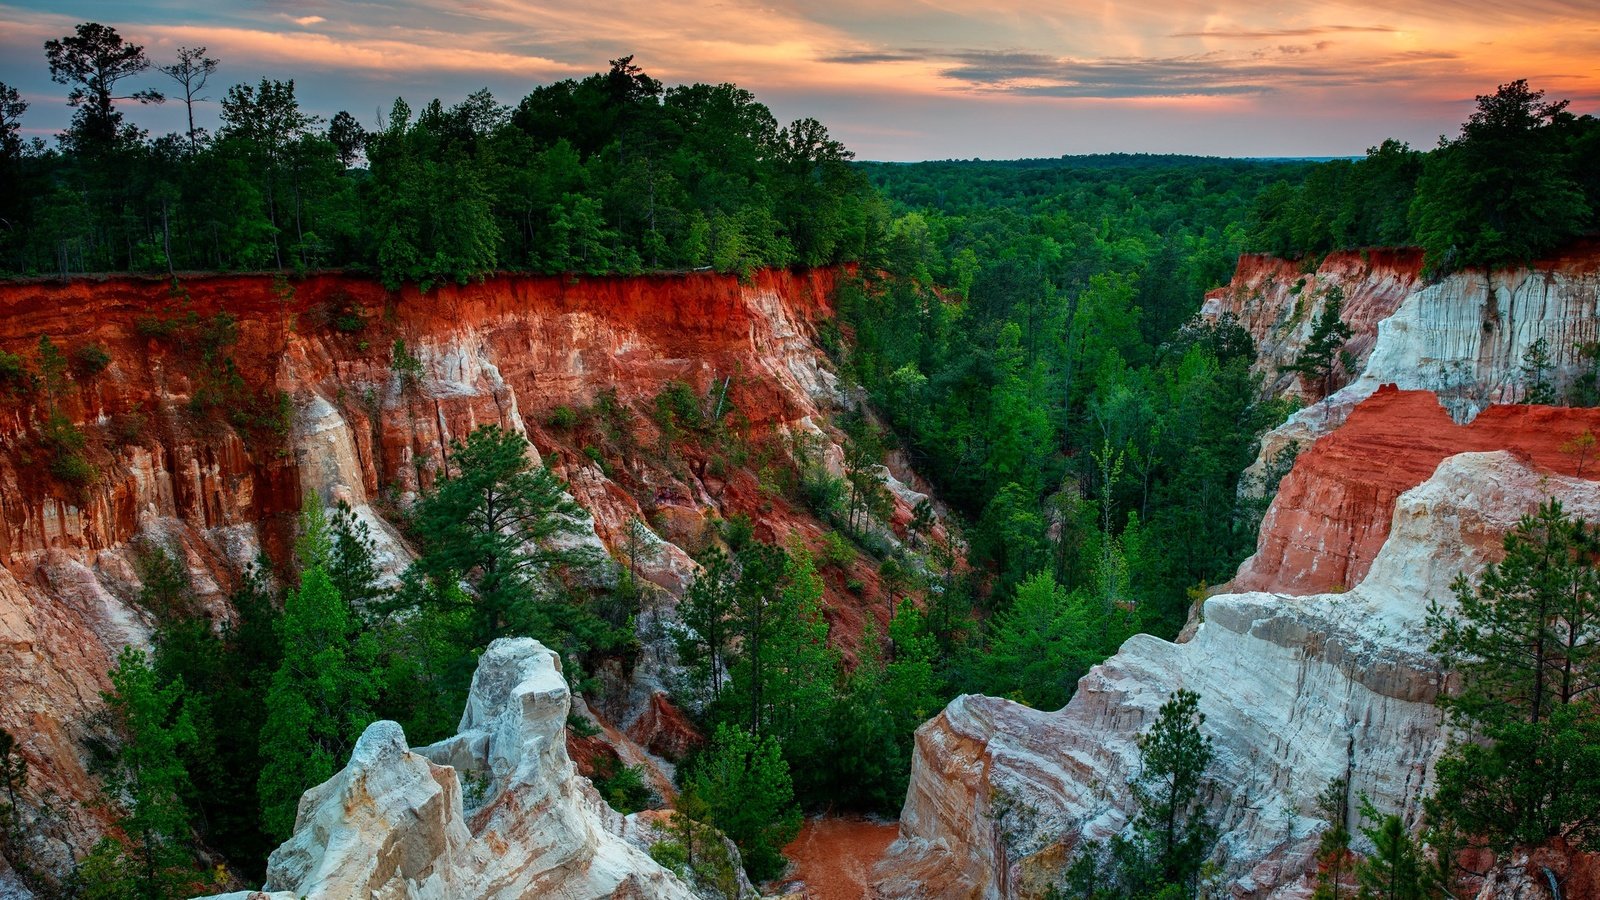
[0,24,878,287]
[1248,80,1600,273]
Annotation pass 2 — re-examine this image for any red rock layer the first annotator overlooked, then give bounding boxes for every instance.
[0,266,924,864]
[1232,385,1600,595]
[1202,249,1424,399]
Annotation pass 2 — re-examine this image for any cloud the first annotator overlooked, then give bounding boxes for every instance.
[818,50,927,64]
[292,15,326,26]
[1171,25,1397,38]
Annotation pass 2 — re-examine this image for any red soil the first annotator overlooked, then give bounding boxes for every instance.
[1233,385,1600,595]
[781,815,899,900]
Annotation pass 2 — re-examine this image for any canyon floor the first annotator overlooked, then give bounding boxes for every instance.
[780,816,899,900]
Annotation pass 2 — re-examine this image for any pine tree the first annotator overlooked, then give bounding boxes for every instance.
[257,562,376,839]
[676,548,737,704]
[80,647,199,900]
[1425,499,1600,851]
[410,424,591,646]
[983,570,1096,710]
[1313,776,1354,900]
[1282,288,1354,401]
[1353,797,1429,900]
[1518,337,1557,405]
[693,723,801,882]
[1126,688,1216,894]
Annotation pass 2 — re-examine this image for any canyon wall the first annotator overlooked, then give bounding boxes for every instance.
[0,267,924,884]
[1206,244,1600,495]
[880,406,1600,899]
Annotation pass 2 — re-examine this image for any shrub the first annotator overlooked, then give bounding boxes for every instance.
[547,405,579,429]
[0,351,34,396]
[819,531,855,569]
[72,343,113,378]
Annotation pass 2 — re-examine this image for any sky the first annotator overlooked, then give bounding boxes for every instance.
[1,0,1597,161]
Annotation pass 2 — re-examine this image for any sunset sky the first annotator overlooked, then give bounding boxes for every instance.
[1,0,1597,161]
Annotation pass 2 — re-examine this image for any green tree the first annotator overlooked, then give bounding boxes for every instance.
[676,548,738,704]
[1518,336,1556,405]
[692,723,801,881]
[1411,81,1589,271]
[981,571,1098,710]
[1123,688,1216,894]
[409,424,592,646]
[44,22,164,152]
[1283,288,1354,401]
[81,647,198,900]
[257,533,377,839]
[1353,797,1429,900]
[1313,776,1354,900]
[1425,499,1600,852]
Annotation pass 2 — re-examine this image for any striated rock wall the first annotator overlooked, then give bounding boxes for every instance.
[1210,245,1600,493]
[0,267,928,875]
[202,637,699,900]
[1200,248,1423,402]
[1232,387,1600,595]
[878,395,1600,899]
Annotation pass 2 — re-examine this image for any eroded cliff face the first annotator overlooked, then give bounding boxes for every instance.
[1212,244,1600,493]
[1200,249,1423,402]
[879,423,1600,899]
[0,267,928,882]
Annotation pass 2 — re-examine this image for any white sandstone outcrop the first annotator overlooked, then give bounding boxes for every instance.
[878,451,1600,899]
[1238,263,1600,492]
[201,637,697,900]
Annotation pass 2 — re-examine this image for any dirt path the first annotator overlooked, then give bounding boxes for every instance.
[779,815,899,899]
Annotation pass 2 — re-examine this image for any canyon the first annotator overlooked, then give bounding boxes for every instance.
[4,245,1600,900]
[877,249,1600,899]
[0,266,933,895]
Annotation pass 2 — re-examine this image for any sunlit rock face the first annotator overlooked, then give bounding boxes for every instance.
[196,637,698,900]
[0,268,939,880]
[878,420,1600,898]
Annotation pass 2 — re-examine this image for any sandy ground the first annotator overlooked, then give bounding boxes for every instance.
[779,815,900,899]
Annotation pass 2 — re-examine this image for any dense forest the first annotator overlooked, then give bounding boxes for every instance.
[1,20,1598,900]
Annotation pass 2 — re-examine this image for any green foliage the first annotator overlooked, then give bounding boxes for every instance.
[71,342,113,377]
[691,722,801,882]
[1249,81,1599,273]
[1518,337,1556,405]
[3,49,875,280]
[1424,499,1600,853]
[82,647,200,900]
[1312,776,1354,900]
[1058,689,1217,899]
[152,562,281,877]
[1282,287,1354,400]
[1352,797,1432,900]
[133,540,194,622]
[590,759,655,814]
[258,506,379,840]
[978,571,1109,710]
[406,424,601,648]
[830,601,940,810]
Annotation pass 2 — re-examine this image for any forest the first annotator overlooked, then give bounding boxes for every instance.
[0,20,1598,900]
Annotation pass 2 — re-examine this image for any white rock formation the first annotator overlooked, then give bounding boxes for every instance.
[879,451,1600,899]
[204,638,696,900]
[1241,264,1600,492]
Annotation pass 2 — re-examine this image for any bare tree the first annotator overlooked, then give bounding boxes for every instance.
[159,45,218,154]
